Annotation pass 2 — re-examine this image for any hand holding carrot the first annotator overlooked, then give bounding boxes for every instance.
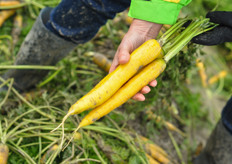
[54,18,213,136]
[110,18,162,101]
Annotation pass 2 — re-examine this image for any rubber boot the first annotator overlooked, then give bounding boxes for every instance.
[2,7,76,91]
[193,119,232,164]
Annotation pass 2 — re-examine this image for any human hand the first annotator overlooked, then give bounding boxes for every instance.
[109,19,162,101]
[192,11,232,45]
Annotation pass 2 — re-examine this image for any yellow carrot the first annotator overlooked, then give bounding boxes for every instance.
[92,52,112,72]
[134,135,172,164]
[145,145,171,163]
[69,39,163,115]
[77,59,166,128]
[0,144,9,164]
[196,59,207,87]
[13,14,23,27]
[128,132,171,163]
[12,14,23,45]
[208,70,227,85]
[0,1,20,7]
[146,154,160,164]
[146,111,186,137]
[0,9,16,27]
[147,149,171,164]
[193,142,203,157]
[139,136,169,158]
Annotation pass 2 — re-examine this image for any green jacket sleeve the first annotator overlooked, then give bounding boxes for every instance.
[128,0,192,25]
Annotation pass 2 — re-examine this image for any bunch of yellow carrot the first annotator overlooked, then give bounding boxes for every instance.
[53,18,216,139]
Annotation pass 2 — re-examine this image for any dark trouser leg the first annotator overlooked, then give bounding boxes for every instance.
[2,0,130,91]
[46,0,131,44]
[194,97,232,164]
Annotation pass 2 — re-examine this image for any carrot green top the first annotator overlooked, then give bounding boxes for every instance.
[128,0,192,25]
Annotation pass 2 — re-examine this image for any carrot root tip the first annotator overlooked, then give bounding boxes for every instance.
[51,112,71,132]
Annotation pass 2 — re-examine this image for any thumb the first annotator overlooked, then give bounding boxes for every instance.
[109,46,131,73]
[117,47,130,65]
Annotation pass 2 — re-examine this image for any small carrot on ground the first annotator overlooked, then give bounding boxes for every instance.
[135,135,172,163]
[196,59,208,87]
[0,1,20,7]
[146,154,160,164]
[208,70,227,85]
[146,110,186,137]
[12,13,23,45]
[91,52,112,73]
[138,135,169,158]
[0,144,9,164]
[0,9,16,27]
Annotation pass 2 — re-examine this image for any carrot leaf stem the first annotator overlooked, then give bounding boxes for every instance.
[162,18,215,62]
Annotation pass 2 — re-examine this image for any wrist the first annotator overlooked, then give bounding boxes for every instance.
[129,19,162,40]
